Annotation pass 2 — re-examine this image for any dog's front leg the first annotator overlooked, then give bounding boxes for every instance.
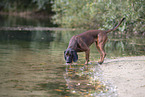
[76,37,90,64]
[85,49,90,64]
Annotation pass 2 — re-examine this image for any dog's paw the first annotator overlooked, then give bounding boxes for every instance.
[98,61,103,65]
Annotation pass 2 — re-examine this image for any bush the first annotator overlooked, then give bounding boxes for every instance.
[52,0,145,35]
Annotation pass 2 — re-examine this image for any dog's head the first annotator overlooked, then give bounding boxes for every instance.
[64,48,78,63]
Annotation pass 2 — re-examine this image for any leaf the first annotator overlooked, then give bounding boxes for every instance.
[54,89,63,92]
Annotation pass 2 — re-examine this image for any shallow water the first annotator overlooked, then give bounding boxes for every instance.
[0,15,145,97]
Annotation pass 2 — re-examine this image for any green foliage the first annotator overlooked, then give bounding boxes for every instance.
[52,0,145,34]
[32,0,50,10]
[0,0,35,12]
[32,0,54,13]
[0,0,53,12]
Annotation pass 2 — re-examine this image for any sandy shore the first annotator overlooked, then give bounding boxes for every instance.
[101,56,145,97]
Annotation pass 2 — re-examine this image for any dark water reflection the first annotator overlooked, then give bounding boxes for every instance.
[0,14,56,27]
[0,15,145,97]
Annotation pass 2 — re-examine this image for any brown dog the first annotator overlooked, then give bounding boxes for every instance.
[64,18,125,64]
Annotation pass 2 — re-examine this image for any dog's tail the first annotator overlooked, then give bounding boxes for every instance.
[106,17,125,33]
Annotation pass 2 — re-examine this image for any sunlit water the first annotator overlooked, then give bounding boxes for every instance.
[0,15,144,97]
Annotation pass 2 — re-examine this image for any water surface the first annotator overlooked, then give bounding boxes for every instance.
[0,15,144,97]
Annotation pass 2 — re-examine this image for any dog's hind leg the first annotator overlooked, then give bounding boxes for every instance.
[97,33,108,64]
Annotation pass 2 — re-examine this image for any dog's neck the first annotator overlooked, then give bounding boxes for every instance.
[67,44,78,51]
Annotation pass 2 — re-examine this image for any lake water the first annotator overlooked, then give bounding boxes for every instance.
[0,15,144,97]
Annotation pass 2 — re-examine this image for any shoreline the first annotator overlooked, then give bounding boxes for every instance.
[101,56,145,97]
[0,11,52,19]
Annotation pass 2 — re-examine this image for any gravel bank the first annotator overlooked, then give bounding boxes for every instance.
[101,56,145,97]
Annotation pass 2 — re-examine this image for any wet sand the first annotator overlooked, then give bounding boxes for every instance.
[101,56,145,97]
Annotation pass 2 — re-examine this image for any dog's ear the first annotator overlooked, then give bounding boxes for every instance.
[64,51,66,60]
[72,51,78,62]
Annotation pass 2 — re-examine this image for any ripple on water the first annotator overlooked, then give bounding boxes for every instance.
[63,63,118,97]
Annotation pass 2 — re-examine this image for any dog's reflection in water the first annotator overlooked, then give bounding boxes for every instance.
[63,64,89,94]
[63,63,118,96]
